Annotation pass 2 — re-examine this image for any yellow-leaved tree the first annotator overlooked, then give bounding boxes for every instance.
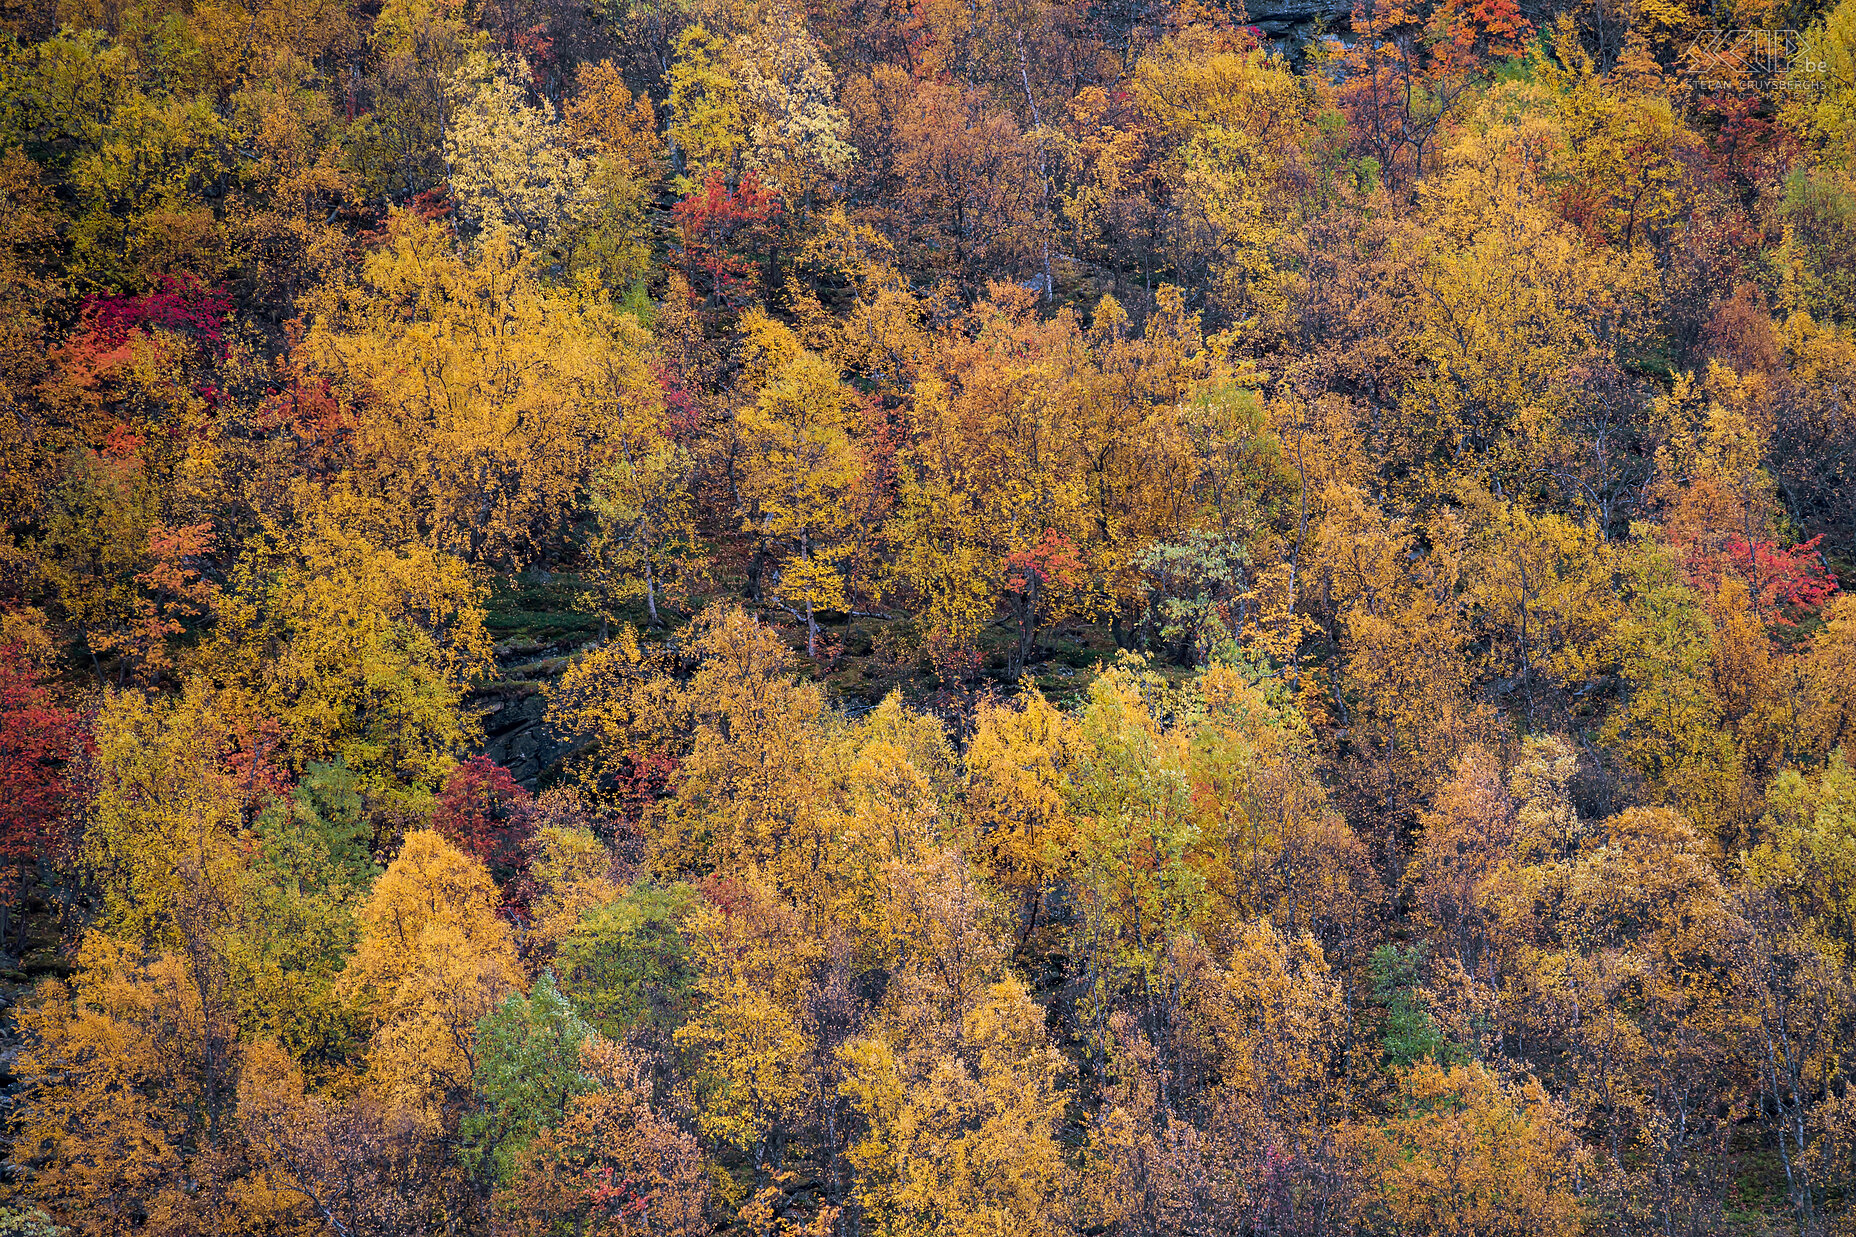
[841,975,1073,1237]
[301,209,661,571]
[963,689,1080,953]
[652,605,844,911]
[674,880,816,1181]
[337,829,524,1122]
[221,487,492,797]
[1354,1059,1587,1237]
[20,935,279,1236]
[733,315,865,656]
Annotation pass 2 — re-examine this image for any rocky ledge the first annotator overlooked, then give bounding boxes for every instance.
[1244,0,1351,49]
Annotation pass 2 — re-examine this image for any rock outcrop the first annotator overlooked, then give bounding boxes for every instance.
[472,640,582,788]
[1244,0,1350,52]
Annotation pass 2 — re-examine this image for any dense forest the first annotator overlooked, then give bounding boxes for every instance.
[0,0,1854,1228]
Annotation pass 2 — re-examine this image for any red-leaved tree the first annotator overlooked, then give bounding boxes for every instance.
[431,756,537,916]
[0,645,85,952]
[1336,0,1531,192]
[1729,533,1838,627]
[1004,529,1087,675]
[671,171,780,311]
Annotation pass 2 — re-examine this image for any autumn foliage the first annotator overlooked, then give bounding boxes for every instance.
[3,0,1856,1232]
[431,756,538,910]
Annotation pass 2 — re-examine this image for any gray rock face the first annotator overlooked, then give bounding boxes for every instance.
[1247,0,1348,22]
[474,644,585,788]
[1243,0,1350,45]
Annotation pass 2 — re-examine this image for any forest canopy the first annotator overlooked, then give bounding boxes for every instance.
[1,0,1855,1230]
